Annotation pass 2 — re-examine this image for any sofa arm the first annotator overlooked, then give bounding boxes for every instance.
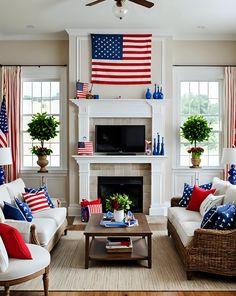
[171,197,181,207]
[5,220,40,246]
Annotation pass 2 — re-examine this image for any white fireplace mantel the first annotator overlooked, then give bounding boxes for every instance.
[71,99,167,216]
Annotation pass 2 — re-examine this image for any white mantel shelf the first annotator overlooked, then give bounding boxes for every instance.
[73,154,167,216]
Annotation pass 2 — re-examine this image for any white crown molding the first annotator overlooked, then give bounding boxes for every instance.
[0,32,68,41]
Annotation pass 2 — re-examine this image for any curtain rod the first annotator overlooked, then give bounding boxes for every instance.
[0,64,67,67]
[173,64,236,67]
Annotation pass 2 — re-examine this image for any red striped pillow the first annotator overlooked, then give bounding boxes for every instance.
[23,190,50,213]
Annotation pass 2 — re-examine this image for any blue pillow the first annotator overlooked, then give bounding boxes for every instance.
[214,204,236,230]
[179,182,212,207]
[3,201,26,221]
[25,184,55,208]
[201,206,218,229]
[15,198,33,222]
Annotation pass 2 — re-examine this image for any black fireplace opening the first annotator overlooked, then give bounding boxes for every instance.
[97,176,143,213]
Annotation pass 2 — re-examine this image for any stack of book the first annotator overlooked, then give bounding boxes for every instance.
[105,237,133,253]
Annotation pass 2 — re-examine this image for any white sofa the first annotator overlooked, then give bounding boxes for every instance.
[0,178,67,251]
[167,178,236,279]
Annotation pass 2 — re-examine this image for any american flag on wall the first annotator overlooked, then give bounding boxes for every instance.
[78,141,93,155]
[76,82,89,99]
[91,34,152,85]
[0,97,8,148]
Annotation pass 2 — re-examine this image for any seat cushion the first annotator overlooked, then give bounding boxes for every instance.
[32,218,57,246]
[33,207,67,227]
[168,207,202,225]
[5,178,25,201]
[175,220,201,247]
[0,244,50,281]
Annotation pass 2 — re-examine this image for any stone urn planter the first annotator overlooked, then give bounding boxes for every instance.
[37,155,49,173]
[190,156,201,168]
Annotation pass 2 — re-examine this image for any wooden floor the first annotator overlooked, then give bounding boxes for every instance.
[4,292,236,296]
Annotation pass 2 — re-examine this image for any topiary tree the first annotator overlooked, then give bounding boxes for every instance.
[180,115,212,148]
[27,112,60,156]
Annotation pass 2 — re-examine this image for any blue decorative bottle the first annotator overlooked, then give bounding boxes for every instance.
[158,87,164,100]
[153,84,158,99]
[145,88,152,100]
[160,137,165,155]
[156,133,160,155]
[153,138,157,155]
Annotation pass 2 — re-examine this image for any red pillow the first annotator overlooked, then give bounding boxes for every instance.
[187,185,216,212]
[0,223,32,259]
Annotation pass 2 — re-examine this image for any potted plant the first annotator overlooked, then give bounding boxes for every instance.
[105,193,132,222]
[180,115,212,168]
[27,112,60,172]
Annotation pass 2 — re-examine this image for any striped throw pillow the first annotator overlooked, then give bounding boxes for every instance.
[23,191,50,214]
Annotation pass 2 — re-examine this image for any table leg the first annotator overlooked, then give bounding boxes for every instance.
[85,234,90,269]
[147,234,152,268]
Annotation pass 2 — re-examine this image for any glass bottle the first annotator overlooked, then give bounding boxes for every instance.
[153,84,158,99]
[145,88,152,100]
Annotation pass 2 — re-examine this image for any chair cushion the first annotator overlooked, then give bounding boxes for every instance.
[15,198,33,222]
[33,207,67,227]
[186,186,216,212]
[0,244,50,281]
[179,182,212,207]
[23,191,50,214]
[32,218,57,246]
[224,184,236,204]
[0,184,12,207]
[168,207,202,225]
[199,193,224,216]
[175,220,201,247]
[212,177,230,195]
[0,223,32,259]
[5,178,25,201]
[3,201,26,221]
[25,184,55,208]
[0,237,9,272]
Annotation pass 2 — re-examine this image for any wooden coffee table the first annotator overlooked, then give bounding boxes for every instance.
[84,213,152,269]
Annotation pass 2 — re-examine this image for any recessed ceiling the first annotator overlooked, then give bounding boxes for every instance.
[0,0,236,40]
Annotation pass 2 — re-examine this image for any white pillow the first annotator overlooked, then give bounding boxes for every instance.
[0,207,5,223]
[223,184,236,204]
[0,237,9,272]
[200,193,224,216]
[211,177,230,195]
[5,178,25,201]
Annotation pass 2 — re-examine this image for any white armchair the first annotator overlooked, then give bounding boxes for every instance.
[0,237,50,296]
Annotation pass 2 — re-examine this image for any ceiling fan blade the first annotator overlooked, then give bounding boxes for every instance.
[128,0,154,8]
[86,0,107,6]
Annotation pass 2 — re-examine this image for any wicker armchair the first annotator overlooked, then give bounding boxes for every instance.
[167,197,236,280]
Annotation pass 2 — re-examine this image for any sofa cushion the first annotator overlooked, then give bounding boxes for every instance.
[33,207,67,227]
[23,191,50,214]
[25,184,55,208]
[215,204,236,230]
[186,186,216,212]
[0,237,9,272]
[15,198,33,222]
[32,218,57,247]
[224,184,236,204]
[175,220,201,247]
[168,207,202,225]
[201,206,218,229]
[0,184,12,206]
[5,178,25,201]
[179,182,212,207]
[3,202,26,221]
[212,177,230,195]
[0,223,32,259]
[199,193,224,216]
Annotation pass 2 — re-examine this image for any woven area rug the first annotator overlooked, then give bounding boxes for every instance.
[13,230,236,291]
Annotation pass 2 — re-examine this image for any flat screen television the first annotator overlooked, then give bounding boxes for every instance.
[95,125,145,154]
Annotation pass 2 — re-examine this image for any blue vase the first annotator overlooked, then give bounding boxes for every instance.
[158,87,164,100]
[160,137,165,155]
[153,138,157,155]
[153,84,158,99]
[145,88,152,100]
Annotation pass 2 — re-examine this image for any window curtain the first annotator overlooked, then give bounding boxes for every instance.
[1,66,21,182]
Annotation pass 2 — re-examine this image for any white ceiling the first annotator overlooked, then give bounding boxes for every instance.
[0,0,236,40]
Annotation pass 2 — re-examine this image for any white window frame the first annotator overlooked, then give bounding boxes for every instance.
[20,66,67,172]
[173,66,225,169]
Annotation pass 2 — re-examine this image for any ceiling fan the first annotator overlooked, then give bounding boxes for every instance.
[86,0,154,8]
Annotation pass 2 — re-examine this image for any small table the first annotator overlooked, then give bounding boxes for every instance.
[84,213,152,269]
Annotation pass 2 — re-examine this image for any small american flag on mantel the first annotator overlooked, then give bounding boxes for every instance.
[78,141,93,155]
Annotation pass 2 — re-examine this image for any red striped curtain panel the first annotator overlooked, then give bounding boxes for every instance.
[91,33,152,85]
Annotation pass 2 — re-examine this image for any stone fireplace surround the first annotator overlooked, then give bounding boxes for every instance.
[72,99,167,216]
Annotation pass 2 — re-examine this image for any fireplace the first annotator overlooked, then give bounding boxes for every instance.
[98,176,143,213]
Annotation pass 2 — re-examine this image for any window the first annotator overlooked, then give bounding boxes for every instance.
[174,67,224,167]
[21,67,67,170]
